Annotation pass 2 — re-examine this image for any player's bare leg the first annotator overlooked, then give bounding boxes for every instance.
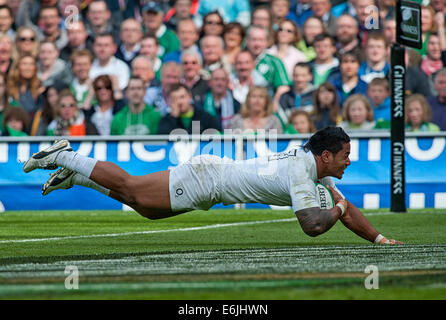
[24,140,184,220]
[89,161,181,219]
[44,162,181,219]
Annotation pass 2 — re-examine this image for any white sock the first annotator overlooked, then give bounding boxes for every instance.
[72,173,110,196]
[56,151,98,178]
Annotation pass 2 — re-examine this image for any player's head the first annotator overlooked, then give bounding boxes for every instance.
[303,126,350,155]
[303,126,351,178]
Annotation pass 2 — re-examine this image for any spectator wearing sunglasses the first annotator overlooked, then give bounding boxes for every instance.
[84,75,125,136]
[46,89,98,136]
[267,19,307,80]
[14,27,39,60]
[200,11,225,38]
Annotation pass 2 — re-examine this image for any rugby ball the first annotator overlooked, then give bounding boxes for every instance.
[315,183,335,209]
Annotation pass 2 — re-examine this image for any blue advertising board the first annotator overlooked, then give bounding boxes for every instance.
[0,135,445,211]
[0,139,237,211]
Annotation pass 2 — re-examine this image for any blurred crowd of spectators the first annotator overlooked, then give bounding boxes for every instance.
[0,0,445,137]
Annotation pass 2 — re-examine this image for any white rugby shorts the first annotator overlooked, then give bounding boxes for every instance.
[169,155,224,212]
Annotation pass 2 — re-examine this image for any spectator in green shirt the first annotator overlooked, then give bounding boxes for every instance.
[141,2,180,59]
[415,5,437,57]
[110,76,161,135]
[245,25,291,110]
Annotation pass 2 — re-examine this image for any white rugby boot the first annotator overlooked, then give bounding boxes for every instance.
[41,167,75,196]
[23,139,72,173]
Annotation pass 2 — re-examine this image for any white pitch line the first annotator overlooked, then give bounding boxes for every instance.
[0,218,296,244]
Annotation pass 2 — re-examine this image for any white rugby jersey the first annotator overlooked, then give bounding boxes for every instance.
[170,149,342,212]
[220,148,337,212]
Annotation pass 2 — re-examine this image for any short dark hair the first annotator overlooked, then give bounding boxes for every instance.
[366,32,389,48]
[88,0,110,11]
[39,5,60,19]
[94,32,115,44]
[168,83,191,96]
[303,126,350,156]
[294,62,311,74]
[223,22,245,40]
[369,77,389,91]
[127,75,145,86]
[70,49,94,64]
[142,33,159,45]
[93,74,112,91]
[313,32,335,46]
[203,11,224,25]
[340,51,360,64]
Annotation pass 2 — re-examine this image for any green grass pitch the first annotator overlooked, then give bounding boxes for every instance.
[0,209,446,299]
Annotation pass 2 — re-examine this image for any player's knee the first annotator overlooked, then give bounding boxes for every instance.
[116,177,138,205]
[137,210,160,220]
[136,208,172,220]
[120,191,137,206]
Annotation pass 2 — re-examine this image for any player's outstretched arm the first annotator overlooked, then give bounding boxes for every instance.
[340,201,403,244]
[327,187,403,245]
